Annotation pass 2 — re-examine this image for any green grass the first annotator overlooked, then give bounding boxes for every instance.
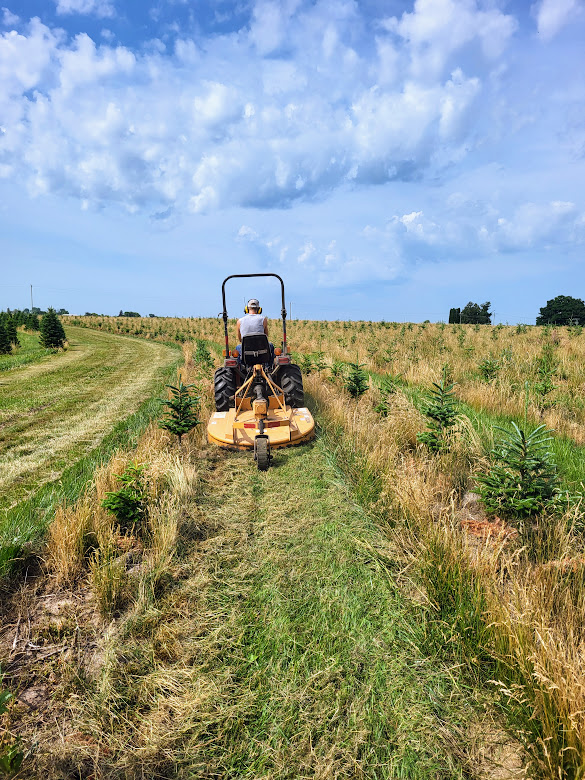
[0,326,178,514]
[370,371,585,492]
[80,441,489,778]
[0,385,177,576]
[0,330,51,372]
[458,402,585,490]
[0,326,181,576]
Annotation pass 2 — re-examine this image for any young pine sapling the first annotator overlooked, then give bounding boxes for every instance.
[159,380,201,446]
[101,461,147,534]
[417,379,460,452]
[344,358,369,399]
[476,422,559,518]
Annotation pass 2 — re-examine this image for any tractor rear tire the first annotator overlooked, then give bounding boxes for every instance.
[255,437,271,471]
[278,364,305,408]
[214,366,237,412]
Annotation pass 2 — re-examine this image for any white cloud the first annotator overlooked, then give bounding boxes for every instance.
[0,19,60,95]
[1,7,19,26]
[383,0,516,81]
[193,82,243,128]
[56,33,135,93]
[361,198,585,263]
[237,225,259,241]
[490,201,582,249]
[297,241,315,264]
[249,0,290,55]
[55,0,116,19]
[533,0,584,40]
[0,0,577,226]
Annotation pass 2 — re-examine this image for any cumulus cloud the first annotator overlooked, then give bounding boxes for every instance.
[237,225,259,241]
[0,0,526,215]
[232,218,404,287]
[55,0,116,18]
[488,201,583,249]
[1,7,19,26]
[382,0,516,81]
[360,198,585,265]
[533,0,584,40]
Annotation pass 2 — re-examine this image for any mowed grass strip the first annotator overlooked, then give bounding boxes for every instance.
[83,442,475,779]
[0,330,52,372]
[0,325,178,515]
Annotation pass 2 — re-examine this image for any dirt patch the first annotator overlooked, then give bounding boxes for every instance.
[458,491,518,542]
[0,573,104,709]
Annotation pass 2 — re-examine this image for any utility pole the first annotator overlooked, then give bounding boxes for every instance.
[289,301,292,320]
[30,284,33,312]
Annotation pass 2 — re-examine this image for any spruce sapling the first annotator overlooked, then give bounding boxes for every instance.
[5,316,18,347]
[194,339,213,369]
[101,462,147,534]
[476,423,559,518]
[159,380,200,445]
[374,373,403,416]
[417,379,459,452]
[344,358,369,399]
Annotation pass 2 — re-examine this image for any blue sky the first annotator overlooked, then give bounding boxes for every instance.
[1,0,584,322]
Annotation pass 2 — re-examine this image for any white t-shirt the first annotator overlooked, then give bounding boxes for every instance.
[240,313,265,337]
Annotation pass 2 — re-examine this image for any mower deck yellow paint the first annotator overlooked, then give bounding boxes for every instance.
[207,406,315,450]
[207,364,315,450]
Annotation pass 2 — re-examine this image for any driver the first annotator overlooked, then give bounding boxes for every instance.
[236,299,274,363]
[237,298,268,340]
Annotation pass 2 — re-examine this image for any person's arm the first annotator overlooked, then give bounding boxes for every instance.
[236,319,242,342]
[263,316,269,336]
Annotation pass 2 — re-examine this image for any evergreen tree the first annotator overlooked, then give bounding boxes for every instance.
[460,301,492,324]
[448,307,461,324]
[344,358,369,398]
[0,319,11,354]
[159,380,201,445]
[26,313,40,331]
[416,378,460,452]
[476,423,559,517]
[40,307,67,349]
[6,315,19,347]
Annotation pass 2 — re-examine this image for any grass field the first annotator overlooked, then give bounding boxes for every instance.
[0,357,519,778]
[0,326,179,568]
[0,331,52,372]
[2,317,585,778]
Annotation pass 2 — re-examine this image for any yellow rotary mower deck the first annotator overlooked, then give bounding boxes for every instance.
[207,362,315,450]
[208,404,315,450]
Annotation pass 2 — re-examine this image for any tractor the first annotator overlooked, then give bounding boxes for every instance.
[207,273,315,470]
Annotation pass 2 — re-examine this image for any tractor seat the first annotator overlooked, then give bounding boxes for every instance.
[241,334,271,366]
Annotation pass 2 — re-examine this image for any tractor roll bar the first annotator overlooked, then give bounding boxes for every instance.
[221,273,287,355]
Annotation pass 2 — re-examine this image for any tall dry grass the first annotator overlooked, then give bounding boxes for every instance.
[70,315,585,442]
[307,370,585,778]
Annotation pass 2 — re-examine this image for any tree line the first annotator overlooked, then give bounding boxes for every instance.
[449,295,585,326]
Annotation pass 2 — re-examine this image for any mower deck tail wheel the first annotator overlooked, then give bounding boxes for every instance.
[255,436,271,471]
